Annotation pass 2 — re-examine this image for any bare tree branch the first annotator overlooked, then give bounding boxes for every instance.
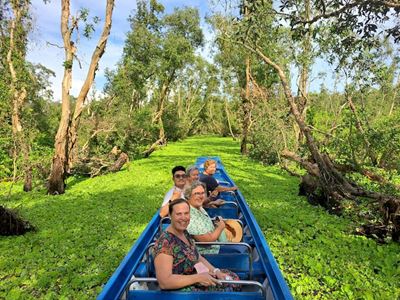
[46,41,63,49]
[292,0,400,26]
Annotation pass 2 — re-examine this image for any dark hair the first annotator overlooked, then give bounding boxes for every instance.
[168,198,189,215]
[172,166,186,176]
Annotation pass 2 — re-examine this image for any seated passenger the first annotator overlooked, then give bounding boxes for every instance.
[186,166,224,208]
[186,165,200,185]
[185,181,227,254]
[199,159,237,200]
[159,166,186,217]
[153,198,240,291]
[185,181,245,254]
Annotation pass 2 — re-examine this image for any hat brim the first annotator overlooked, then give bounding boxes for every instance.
[224,219,243,243]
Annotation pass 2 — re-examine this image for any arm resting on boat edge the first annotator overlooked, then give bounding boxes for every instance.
[215,185,237,193]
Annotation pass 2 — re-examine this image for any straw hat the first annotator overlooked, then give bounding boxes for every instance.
[223,219,243,243]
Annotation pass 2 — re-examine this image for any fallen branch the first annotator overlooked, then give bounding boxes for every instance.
[280,162,301,177]
[142,137,166,158]
[108,152,129,173]
[281,149,320,177]
[335,164,400,191]
[73,148,129,178]
[284,150,400,241]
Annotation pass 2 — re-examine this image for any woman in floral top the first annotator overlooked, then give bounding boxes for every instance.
[153,198,239,291]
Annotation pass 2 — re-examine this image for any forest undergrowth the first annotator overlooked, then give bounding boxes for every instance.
[0,136,399,299]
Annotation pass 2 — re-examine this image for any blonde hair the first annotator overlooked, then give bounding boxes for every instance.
[204,159,216,170]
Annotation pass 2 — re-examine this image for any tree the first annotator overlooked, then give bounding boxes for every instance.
[108,0,203,157]
[0,1,46,235]
[211,1,284,156]
[234,0,400,239]
[47,0,115,195]
[285,1,400,39]
[166,57,222,138]
[211,10,252,154]
[4,0,32,191]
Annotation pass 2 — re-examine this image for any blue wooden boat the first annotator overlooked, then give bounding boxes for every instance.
[97,156,293,300]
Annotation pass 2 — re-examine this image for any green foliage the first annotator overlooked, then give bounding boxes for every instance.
[102,0,205,151]
[208,0,400,178]
[162,107,185,141]
[77,8,100,38]
[306,87,400,170]
[0,62,57,182]
[62,60,73,70]
[0,78,12,178]
[0,2,57,184]
[78,100,158,160]
[1,137,399,299]
[0,147,13,178]
[210,6,282,91]
[280,0,400,68]
[107,0,203,99]
[247,92,298,164]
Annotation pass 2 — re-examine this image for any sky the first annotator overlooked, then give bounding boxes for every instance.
[27,0,214,101]
[27,0,336,101]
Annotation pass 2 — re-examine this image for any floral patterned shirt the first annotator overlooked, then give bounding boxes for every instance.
[153,229,240,292]
[153,230,199,275]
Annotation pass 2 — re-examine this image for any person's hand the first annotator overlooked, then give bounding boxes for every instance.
[230,186,238,191]
[216,218,225,230]
[215,270,231,280]
[171,189,181,201]
[211,199,225,207]
[210,190,219,197]
[197,272,219,286]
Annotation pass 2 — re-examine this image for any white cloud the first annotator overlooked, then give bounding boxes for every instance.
[27,1,135,101]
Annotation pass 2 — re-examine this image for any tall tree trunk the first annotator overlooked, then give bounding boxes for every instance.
[68,0,115,167]
[154,79,170,143]
[7,0,31,192]
[143,71,175,158]
[241,56,251,154]
[251,46,362,205]
[48,0,74,195]
[157,82,168,142]
[225,99,235,139]
[295,0,311,149]
[177,87,182,119]
[48,0,115,194]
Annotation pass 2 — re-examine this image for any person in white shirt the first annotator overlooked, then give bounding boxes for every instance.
[160,166,187,217]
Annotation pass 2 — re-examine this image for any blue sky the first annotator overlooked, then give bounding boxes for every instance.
[27,0,337,101]
[27,0,214,101]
